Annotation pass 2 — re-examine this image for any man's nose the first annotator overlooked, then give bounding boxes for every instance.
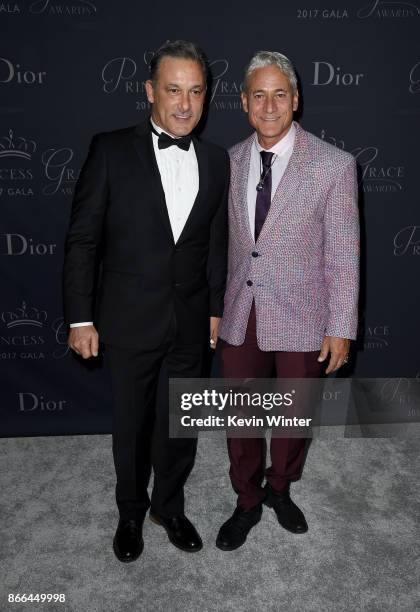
[179,91,191,112]
[263,94,277,114]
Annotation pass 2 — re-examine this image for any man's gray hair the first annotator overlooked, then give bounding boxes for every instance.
[244,51,298,94]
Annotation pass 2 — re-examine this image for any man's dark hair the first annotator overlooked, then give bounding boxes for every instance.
[149,40,208,84]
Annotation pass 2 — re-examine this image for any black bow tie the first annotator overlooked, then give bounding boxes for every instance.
[150,122,191,151]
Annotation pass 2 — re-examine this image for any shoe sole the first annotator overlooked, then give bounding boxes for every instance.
[149,514,203,553]
[112,537,144,563]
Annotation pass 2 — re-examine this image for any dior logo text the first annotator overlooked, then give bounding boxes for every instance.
[312,62,364,86]
[0,233,57,255]
[18,392,66,411]
[0,58,46,84]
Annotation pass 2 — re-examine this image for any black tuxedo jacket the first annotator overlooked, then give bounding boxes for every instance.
[63,121,229,350]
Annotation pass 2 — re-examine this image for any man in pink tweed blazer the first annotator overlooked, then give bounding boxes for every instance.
[215,51,359,551]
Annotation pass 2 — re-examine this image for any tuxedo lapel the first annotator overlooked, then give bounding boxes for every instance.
[132,123,174,245]
[256,123,310,244]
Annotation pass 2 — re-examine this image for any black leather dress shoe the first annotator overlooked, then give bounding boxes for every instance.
[113,518,144,562]
[149,512,203,552]
[264,483,308,533]
[216,504,262,551]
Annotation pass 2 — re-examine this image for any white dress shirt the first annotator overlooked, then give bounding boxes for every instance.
[70,118,199,328]
[150,117,199,243]
[247,122,296,241]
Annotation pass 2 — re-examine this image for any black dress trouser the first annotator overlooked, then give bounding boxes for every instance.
[105,327,204,521]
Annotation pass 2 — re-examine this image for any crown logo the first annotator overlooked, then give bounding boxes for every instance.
[0,129,37,160]
[1,301,48,328]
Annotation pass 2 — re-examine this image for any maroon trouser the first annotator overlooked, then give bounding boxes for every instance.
[219,302,322,509]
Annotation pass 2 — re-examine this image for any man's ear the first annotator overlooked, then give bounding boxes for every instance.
[241,91,248,113]
[145,79,155,104]
[293,92,299,112]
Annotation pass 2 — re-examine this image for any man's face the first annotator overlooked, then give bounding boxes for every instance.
[145,57,206,137]
[241,65,298,146]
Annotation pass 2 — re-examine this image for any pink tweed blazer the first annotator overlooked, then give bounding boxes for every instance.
[218,122,360,351]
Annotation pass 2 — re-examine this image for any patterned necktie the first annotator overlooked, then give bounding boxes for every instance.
[255,151,274,241]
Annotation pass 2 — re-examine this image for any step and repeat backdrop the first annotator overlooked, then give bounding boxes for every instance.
[0,1,419,436]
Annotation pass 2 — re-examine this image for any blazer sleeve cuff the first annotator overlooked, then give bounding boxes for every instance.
[209,295,224,318]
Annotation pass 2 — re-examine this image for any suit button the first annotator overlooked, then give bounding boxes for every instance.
[252,251,258,258]
[246,280,253,286]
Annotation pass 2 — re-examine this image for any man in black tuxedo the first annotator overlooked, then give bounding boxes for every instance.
[63,40,229,562]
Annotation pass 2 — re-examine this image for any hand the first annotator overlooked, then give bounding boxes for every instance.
[68,325,99,359]
[209,316,221,350]
[317,336,350,374]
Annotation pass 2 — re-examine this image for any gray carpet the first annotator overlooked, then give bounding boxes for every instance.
[1,431,419,612]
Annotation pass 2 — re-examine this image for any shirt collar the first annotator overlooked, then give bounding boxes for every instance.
[150,116,192,152]
[254,121,296,156]
[150,116,181,140]
[150,116,165,136]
